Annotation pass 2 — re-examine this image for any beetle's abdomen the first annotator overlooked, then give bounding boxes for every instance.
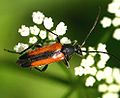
[17,44,64,67]
[28,42,62,56]
[31,51,64,66]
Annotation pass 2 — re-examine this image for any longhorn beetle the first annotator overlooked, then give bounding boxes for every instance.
[4,9,120,72]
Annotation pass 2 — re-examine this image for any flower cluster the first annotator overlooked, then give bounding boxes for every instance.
[98,67,120,98]
[14,11,71,52]
[100,0,120,40]
[75,43,109,86]
[74,43,120,98]
[100,1,120,97]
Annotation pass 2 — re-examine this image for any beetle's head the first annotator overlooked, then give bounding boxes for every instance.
[74,44,82,56]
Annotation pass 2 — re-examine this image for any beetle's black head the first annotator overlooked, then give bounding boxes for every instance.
[74,44,82,56]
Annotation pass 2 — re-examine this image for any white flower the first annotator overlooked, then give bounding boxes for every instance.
[102,92,119,98]
[105,76,114,84]
[113,28,120,40]
[43,17,54,30]
[74,66,84,76]
[97,43,107,52]
[99,53,110,63]
[108,0,120,17]
[18,25,30,36]
[108,2,120,14]
[115,9,120,17]
[89,67,97,76]
[112,17,120,27]
[39,30,47,39]
[60,37,71,44]
[48,30,57,40]
[29,36,38,44]
[98,83,108,93]
[55,22,67,35]
[14,43,29,52]
[32,11,45,24]
[96,70,105,81]
[100,17,112,28]
[97,60,106,69]
[112,68,120,84]
[108,84,120,93]
[103,67,113,79]
[30,25,40,35]
[81,55,94,67]
[85,76,96,87]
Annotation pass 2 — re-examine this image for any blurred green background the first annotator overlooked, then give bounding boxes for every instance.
[1,0,120,98]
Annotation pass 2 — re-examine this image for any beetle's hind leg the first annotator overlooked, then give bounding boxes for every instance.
[34,65,48,72]
[4,49,21,54]
[4,42,42,55]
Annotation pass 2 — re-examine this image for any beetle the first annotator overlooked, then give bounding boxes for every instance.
[4,9,120,72]
[5,28,120,72]
[4,29,84,72]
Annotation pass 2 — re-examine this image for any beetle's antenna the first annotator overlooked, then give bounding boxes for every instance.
[81,7,101,47]
[45,29,60,42]
[82,50,120,63]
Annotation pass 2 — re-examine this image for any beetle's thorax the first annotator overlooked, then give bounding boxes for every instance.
[61,44,75,56]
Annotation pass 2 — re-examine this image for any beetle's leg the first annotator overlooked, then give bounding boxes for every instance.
[4,49,21,54]
[34,65,48,72]
[64,57,70,68]
[4,43,42,55]
[34,44,42,48]
[4,44,35,54]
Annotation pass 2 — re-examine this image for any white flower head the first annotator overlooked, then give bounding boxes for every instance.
[102,92,119,98]
[108,84,120,93]
[60,37,71,44]
[113,28,120,40]
[103,67,113,79]
[55,22,67,35]
[14,43,29,52]
[89,67,97,76]
[85,76,96,87]
[108,1,120,14]
[74,66,84,76]
[48,30,57,40]
[97,43,107,52]
[32,11,45,24]
[97,60,106,69]
[96,70,105,81]
[29,36,38,44]
[105,76,114,84]
[30,25,40,35]
[100,53,110,63]
[112,17,120,27]
[43,17,54,30]
[18,25,30,36]
[39,30,47,39]
[81,55,95,67]
[115,9,120,17]
[100,17,112,28]
[112,68,120,84]
[98,83,108,93]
